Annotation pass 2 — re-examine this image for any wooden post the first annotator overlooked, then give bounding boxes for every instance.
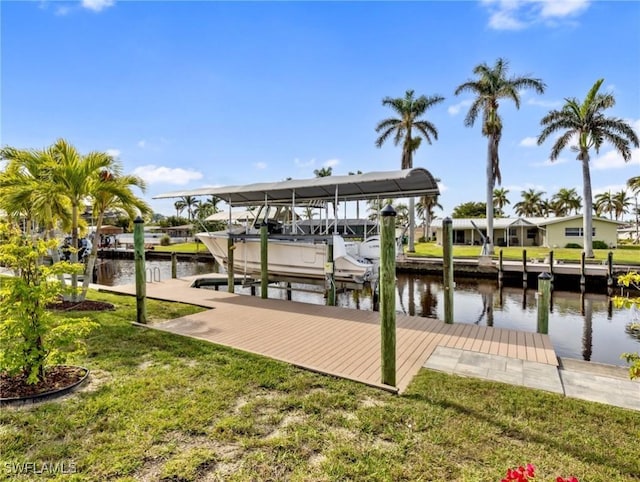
[443,217,454,324]
[580,251,586,288]
[326,241,336,306]
[498,249,504,287]
[171,252,177,279]
[522,249,528,288]
[548,250,554,284]
[286,282,292,301]
[380,204,396,387]
[227,236,235,294]
[260,223,268,299]
[606,251,614,295]
[537,272,551,334]
[133,216,147,324]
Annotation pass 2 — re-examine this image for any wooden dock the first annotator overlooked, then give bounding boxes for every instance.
[98,276,558,393]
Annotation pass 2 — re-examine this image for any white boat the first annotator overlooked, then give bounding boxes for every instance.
[197,231,378,284]
[155,168,440,285]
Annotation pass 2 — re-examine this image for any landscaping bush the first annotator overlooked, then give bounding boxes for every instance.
[564,243,582,249]
[159,234,171,246]
[592,240,608,249]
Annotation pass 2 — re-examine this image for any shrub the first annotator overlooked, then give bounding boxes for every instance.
[564,243,582,249]
[160,234,171,246]
[0,225,98,384]
[592,240,608,249]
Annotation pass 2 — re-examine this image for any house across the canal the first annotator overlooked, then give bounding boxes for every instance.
[433,215,622,248]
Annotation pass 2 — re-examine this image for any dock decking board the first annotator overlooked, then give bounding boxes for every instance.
[99,278,558,393]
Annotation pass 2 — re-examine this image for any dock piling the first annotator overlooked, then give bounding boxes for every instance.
[443,217,454,324]
[522,249,528,289]
[326,241,336,306]
[228,237,235,294]
[133,216,147,324]
[171,252,177,279]
[380,204,397,387]
[498,249,504,287]
[606,251,614,295]
[260,223,268,299]
[537,272,551,334]
[580,251,586,288]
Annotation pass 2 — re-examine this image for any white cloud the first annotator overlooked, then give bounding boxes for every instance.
[539,0,590,18]
[55,5,71,16]
[133,165,203,185]
[592,184,630,196]
[592,148,640,170]
[324,159,339,168]
[529,157,570,167]
[448,99,472,116]
[254,162,267,170]
[519,136,538,147]
[294,158,315,168]
[81,0,115,12]
[481,0,590,30]
[105,148,121,159]
[137,140,146,148]
[437,182,448,193]
[504,182,547,193]
[526,98,563,108]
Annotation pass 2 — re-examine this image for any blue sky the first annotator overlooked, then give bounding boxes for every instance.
[2,0,639,218]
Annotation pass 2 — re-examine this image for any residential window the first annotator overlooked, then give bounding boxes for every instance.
[527,228,537,239]
[565,227,596,237]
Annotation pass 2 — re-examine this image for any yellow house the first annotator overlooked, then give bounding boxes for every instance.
[538,215,621,249]
[434,215,622,248]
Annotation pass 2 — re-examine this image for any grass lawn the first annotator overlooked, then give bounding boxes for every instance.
[1,291,639,481]
[410,243,640,266]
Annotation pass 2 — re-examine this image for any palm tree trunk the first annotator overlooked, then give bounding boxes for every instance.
[71,203,79,302]
[81,210,105,299]
[485,138,495,255]
[581,154,594,258]
[408,197,415,252]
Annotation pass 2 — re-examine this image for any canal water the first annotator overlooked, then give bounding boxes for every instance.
[95,259,639,368]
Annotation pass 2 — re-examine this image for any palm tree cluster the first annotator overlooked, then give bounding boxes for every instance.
[174,195,220,223]
[594,190,632,220]
[0,138,150,301]
[376,63,638,258]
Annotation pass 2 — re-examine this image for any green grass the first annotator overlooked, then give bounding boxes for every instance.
[1,291,639,481]
[410,243,640,265]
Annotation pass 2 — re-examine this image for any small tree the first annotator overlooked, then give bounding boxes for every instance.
[614,271,640,379]
[0,225,98,385]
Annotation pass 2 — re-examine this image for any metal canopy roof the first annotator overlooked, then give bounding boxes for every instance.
[153,168,439,206]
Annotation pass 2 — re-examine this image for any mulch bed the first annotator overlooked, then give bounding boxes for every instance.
[47,299,115,312]
[0,299,113,399]
[0,366,87,400]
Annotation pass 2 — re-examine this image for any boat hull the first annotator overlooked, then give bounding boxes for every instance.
[197,233,377,284]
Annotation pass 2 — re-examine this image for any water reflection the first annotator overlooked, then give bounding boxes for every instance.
[97,259,637,367]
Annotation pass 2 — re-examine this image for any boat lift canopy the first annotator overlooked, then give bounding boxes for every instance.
[153,168,439,206]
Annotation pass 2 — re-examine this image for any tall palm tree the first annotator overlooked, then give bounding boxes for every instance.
[174,200,186,218]
[81,169,150,298]
[375,89,444,252]
[179,196,199,222]
[514,189,545,217]
[594,191,616,219]
[493,187,510,217]
[46,140,116,300]
[628,176,640,243]
[538,78,639,257]
[416,194,442,240]
[551,188,582,216]
[455,58,545,254]
[612,190,632,220]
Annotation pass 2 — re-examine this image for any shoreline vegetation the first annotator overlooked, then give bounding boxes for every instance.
[1,290,638,480]
[152,241,640,266]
